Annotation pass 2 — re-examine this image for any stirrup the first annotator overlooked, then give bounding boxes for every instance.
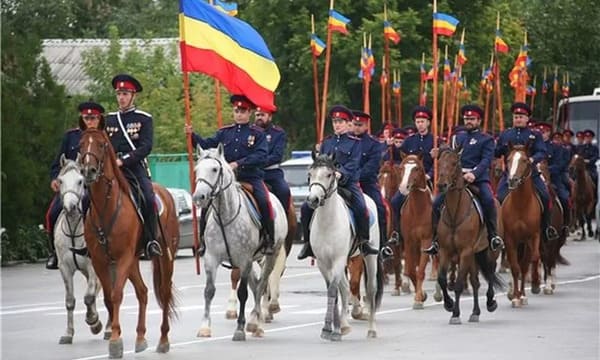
[146,241,163,257]
[545,226,559,241]
[380,246,394,260]
[423,241,439,255]
[387,231,400,246]
[46,253,58,270]
[489,235,504,251]
[297,243,314,260]
[360,242,379,255]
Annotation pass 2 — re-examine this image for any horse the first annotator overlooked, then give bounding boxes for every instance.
[397,153,433,309]
[501,144,541,307]
[435,148,504,324]
[79,129,179,358]
[536,160,569,295]
[377,161,410,295]
[54,155,104,344]
[569,154,596,241]
[306,154,383,340]
[192,144,287,341]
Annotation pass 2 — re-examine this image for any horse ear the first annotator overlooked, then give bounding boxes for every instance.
[311,146,318,161]
[400,151,408,160]
[416,150,424,161]
[217,143,224,158]
[328,151,336,163]
[60,154,67,168]
[195,144,203,158]
[75,153,81,164]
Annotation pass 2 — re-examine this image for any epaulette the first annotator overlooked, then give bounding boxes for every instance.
[323,135,333,140]
[220,124,236,130]
[66,127,80,133]
[134,109,152,118]
[270,125,284,132]
[346,134,360,141]
[108,111,118,116]
[250,125,264,132]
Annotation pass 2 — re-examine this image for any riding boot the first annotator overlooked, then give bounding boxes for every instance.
[45,232,58,270]
[297,219,314,260]
[423,215,440,255]
[261,218,275,255]
[144,207,163,257]
[542,207,559,242]
[484,216,504,252]
[197,210,208,257]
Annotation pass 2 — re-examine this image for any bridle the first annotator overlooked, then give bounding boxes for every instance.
[308,165,338,207]
[507,150,532,190]
[79,137,110,185]
[194,156,234,200]
[438,150,465,191]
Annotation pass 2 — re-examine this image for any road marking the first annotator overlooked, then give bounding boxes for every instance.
[72,274,600,360]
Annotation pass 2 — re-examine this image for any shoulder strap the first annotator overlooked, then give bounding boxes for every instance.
[116,111,136,151]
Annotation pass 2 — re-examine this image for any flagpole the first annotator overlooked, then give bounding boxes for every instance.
[440,45,448,138]
[432,0,439,191]
[381,58,386,124]
[383,3,392,123]
[494,12,505,132]
[364,33,371,115]
[529,75,536,113]
[446,55,458,139]
[478,64,485,106]
[483,52,493,133]
[540,66,547,121]
[311,14,321,142]
[552,66,558,131]
[398,71,403,127]
[319,0,335,143]
[419,52,425,105]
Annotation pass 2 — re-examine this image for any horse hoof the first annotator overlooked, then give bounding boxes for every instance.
[520,297,528,306]
[232,330,246,341]
[59,335,73,344]
[108,338,123,359]
[225,310,238,320]
[330,332,342,342]
[507,291,514,301]
[367,330,377,338]
[135,339,148,353]
[551,283,556,290]
[412,302,424,310]
[543,287,554,295]
[401,283,411,294]
[252,328,265,338]
[531,285,541,294]
[468,314,479,323]
[197,327,211,337]
[156,342,170,354]
[320,328,332,340]
[103,331,112,340]
[90,321,103,335]
[449,317,461,325]
[391,289,401,296]
[246,322,258,333]
[511,299,521,308]
[265,312,273,323]
[341,326,352,335]
[433,292,443,302]
[487,300,498,312]
[269,302,281,314]
[422,292,428,302]
[444,300,454,312]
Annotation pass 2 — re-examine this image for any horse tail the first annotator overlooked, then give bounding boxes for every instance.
[374,256,384,310]
[474,249,505,292]
[152,254,179,321]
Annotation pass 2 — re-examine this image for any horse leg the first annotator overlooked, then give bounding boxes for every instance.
[233,272,249,341]
[320,278,334,340]
[364,254,379,338]
[518,246,531,307]
[83,265,102,336]
[226,268,240,320]
[414,252,429,309]
[437,254,454,312]
[92,261,113,341]
[198,259,218,337]
[338,269,351,337]
[155,253,176,353]
[348,256,366,320]
[468,264,481,323]
[58,266,76,344]
[127,262,148,353]
[246,269,262,335]
[403,249,419,309]
[449,256,467,325]
[428,255,439,281]
[586,214,594,238]
[267,248,287,317]
[107,258,135,359]
[505,236,521,306]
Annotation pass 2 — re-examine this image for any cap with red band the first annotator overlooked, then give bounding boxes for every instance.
[411,106,432,120]
[328,105,353,121]
[78,101,105,116]
[111,74,143,93]
[351,110,371,123]
[230,94,255,109]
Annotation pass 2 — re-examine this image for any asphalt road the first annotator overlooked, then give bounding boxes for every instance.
[2,234,599,360]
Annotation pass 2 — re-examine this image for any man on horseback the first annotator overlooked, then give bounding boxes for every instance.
[382,129,407,164]
[297,105,379,260]
[105,74,162,258]
[45,101,105,269]
[188,95,275,255]
[425,105,504,255]
[253,106,292,217]
[389,106,434,245]
[579,130,599,188]
[351,110,393,259]
[494,102,559,242]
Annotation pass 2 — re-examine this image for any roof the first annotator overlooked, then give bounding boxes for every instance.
[41,38,178,95]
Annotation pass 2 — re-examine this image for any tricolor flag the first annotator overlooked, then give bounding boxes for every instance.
[494,30,509,53]
[433,12,459,37]
[420,62,427,82]
[310,34,326,57]
[443,59,452,81]
[542,79,549,94]
[526,85,537,96]
[457,44,467,65]
[383,20,401,44]
[561,81,570,97]
[212,0,238,16]
[328,9,350,35]
[392,79,401,95]
[179,0,280,111]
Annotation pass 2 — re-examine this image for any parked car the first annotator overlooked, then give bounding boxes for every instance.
[166,187,198,255]
[279,153,313,241]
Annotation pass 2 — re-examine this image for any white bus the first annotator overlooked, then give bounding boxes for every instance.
[557,88,600,144]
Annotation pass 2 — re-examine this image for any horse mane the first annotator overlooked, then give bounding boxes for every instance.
[84,129,131,193]
[311,154,336,170]
[58,159,80,177]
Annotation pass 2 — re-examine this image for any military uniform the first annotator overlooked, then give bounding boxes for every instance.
[261,120,291,213]
[191,95,275,254]
[495,102,558,241]
[579,130,599,187]
[547,131,572,229]
[382,129,406,164]
[105,74,162,257]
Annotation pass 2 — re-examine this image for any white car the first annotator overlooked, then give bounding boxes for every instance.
[166,187,198,255]
[279,153,313,240]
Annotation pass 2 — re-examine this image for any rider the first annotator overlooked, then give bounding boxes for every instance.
[254,106,292,215]
[105,74,162,258]
[188,95,275,255]
[494,102,559,242]
[45,102,105,269]
[382,129,407,164]
[545,128,572,233]
[579,129,599,188]
[425,104,504,255]
[389,106,434,245]
[351,110,393,259]
[297,105,379,260]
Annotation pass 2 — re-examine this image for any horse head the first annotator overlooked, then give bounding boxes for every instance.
[79,129,113,184]
[536,160,551,186]
[397,154,427,195]
[192,143,235,208]
[58,154,85,216]
[506,145,531,190]
[378,161,400,200]
[437,147,463,193]
[568,154,585,179]
[307,153,337,209]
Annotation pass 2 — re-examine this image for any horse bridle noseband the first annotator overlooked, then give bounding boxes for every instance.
[80,141,110,184]
[308,166,338,207]
[195,156,234,200]
[507,153,533,190]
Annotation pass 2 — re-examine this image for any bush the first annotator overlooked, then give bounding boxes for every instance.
[1,225,48,265]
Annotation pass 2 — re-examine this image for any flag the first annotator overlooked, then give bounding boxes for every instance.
[420,62,427,82]
[494,30,509,53]
[562,81,570,97]
[310,34,326,57]
[392,80,401,95]
[358,46,375,80]
[380,69,388,86]
[328,9,350,35]
[542,79,548,94]
[443,59,451,80]
[508,45,528,88]
[212,0,238,16]
[426,66,435,81]
[179,0,280,111]
[553,74,559,93]
[457,44,467,65]
[433,12,459,37]
[384,20,401,44]
[526,85,537,96]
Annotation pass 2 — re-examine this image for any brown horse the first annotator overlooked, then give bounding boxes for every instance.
[536,161,569,295]
[502,144,541,308]
[79,129,178,358]
[569,154,596,240]
[397,153,432,309]
[436,148,504,324]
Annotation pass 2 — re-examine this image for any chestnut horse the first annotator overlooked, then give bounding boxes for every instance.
[397,154,432,309]
[569,154,596,240]
[79,129,178,358]
[435,148,504,324]
[501,144,541,308]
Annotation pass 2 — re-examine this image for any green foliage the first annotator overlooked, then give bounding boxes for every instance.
[1,226,48,265]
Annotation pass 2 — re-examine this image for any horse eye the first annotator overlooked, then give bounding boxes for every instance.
[327,173,332,178]
[212,167,218,173]
[77,180,83,186]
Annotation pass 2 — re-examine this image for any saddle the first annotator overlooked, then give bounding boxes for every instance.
[240,182,262,228]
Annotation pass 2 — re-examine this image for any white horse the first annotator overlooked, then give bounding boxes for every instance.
[306,154,383,340]
[192,144,287,341]
[54,155,103,344]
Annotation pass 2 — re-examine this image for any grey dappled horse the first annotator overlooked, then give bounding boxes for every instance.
[193,144,287,341]
[307,154,383,340]
[54,155,104,344]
